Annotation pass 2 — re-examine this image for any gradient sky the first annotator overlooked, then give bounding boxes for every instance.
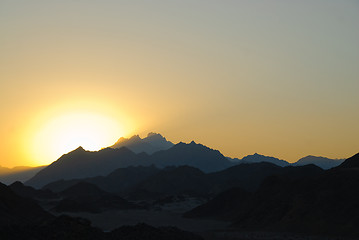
[1,0,358,167]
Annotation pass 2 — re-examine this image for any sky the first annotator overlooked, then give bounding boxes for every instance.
[1,0,358,167]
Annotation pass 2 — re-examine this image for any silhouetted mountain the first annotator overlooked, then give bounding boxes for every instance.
[234,169,359,236]
[111,132,174,154]
[208,162,283,192]
[43,165,161,194]
[26,146,141,188]
[186,153,359,236]
[184,187,252,220]
[148,141,234,173]
[240,153,290,167]
[9,181,57,199]
[0,165,46,185]
[53,182,139,213]
[42,162,323,203]
[27,140,235,188]
[129,163,322,200]
[207,162,323,193]
[336,152,359,169]
[0,182,52,227]
[293,155,344,169]
[128,166,210,200]
[60,182,109,198]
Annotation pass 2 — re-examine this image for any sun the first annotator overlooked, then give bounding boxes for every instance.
[28,110,126,166]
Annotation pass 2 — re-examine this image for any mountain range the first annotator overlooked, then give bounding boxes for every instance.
[184,152,359,236]
[40,162,323,203]
[293,155,345,169]
[25,133,347,188]
[111,133,345,170]
[2,132,358,238]
[26,140,234,188]
[1,133,343,188]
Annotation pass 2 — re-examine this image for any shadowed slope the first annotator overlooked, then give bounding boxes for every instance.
[53,182,139,213]
[42,162,323,203]
[184,187,253,221]
[27,141,235,188]
[0,182,53,227]
[43,165,160,194]
[9,181,57,199]
[148,141,234,173]
[336,152,359,169]
[128,166,210,200]
[186,152,359,236]
[26,147,140,188]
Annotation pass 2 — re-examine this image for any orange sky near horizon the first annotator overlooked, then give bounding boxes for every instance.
[1,1,358,167]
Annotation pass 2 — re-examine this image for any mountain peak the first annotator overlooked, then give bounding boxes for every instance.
[241,153,289,167]
[129,135,141,140]
[74,146,85,152]
[146,132,163,138]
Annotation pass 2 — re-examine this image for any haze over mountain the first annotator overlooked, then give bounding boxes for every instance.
[293,155,344,169]
[111,133,174,154]
[0,165,46,185]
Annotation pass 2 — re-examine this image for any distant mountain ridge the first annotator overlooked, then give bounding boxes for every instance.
[0,165,46,185]
[111,132,174,154]
[240,153,290,167]
[25,132,349,188]
[229,153,344,169]
[26,140,234,188]
[293,155,344,169]
[149,141,234,172]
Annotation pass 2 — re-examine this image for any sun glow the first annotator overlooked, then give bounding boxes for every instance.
[28,109,128,166]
